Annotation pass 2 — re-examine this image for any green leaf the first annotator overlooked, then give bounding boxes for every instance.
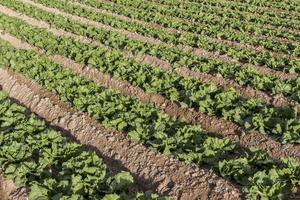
[110,171,134,191]
[29,184,49,200]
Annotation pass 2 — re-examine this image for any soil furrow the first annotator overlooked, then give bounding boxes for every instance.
[1,4,299,113]
[1,31,300,168]
[20,0,299,81]
[0,68,241,200]
[0,173,28,200]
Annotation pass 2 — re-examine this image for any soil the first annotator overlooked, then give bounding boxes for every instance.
[0,173,28,200]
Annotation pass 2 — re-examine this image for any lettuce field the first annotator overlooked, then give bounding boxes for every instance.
[0,0,300,199]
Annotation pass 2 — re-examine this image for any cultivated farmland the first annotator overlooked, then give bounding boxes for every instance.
[0,0,299,199]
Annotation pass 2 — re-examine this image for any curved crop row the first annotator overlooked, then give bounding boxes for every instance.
[2,37,300,199]
[72,0,300,56]
[145,0,300,22]
[186,0,300,13]
[1,39,300,199]
[103,0,300,33]
[1,11,300,144]
[33,0,300,73]
[4,0,300,105]
[0,91,164,200]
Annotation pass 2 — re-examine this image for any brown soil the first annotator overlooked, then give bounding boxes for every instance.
[0,68,241,200]
[0,173,28,200]
[3,2,298,110]
[20,0,299,81]
[1,31,300,166]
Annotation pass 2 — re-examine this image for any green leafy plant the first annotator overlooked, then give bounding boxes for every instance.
[1,39,300,199]
[0,91,166,199]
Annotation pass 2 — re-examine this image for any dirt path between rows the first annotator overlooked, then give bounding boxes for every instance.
[20,0,299,81]
[1,4,299,114]
[0,173,28,200]
[0,68,242,199]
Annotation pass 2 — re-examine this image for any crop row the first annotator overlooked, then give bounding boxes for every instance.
[102,0,300,32]
[0,91,164,199]
[1,38,300,199]
[33,0,300,72]
[3,8,300,145]
[144,0,300,22]
[1,10,300,144]
[5,0,300,104]
[72,0,300,56]
[184,0,300,13]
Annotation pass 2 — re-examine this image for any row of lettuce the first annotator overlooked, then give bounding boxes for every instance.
[31,0,300,70]
[94,0,300,34]
[69,0,300,56]
[0,9,300,145]
[6,0,300,100]
[1,35,300,199]
[0,91,166,199]
[183,0,300,13]
[144,0,300,22]
[5,0,300,105]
